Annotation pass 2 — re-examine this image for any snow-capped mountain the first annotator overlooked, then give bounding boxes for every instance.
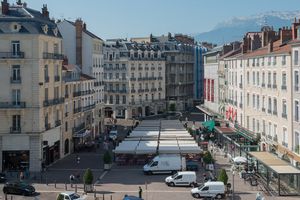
[194,11,300,45]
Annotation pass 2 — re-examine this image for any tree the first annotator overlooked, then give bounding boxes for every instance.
[83,168,93,185]
[103,151,112,164]
[169,103,176,112]
[203,151,214,164]
[218,169,228,185]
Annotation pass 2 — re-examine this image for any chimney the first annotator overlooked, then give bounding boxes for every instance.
[1,0,9,15]
[75,18,83,67]
[261,26,277,47]
[16,0,22,5]
[279,27,292,44]
[42,4,49,18]
[268,41,273,53]
[83,23,86,30]
[292,18,300,40]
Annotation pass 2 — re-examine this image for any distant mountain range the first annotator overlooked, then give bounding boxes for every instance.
[194,11,300,45]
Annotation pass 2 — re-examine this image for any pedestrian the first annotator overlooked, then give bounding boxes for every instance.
[76,155,80,164]
[19,171,24,181]
[138,186,142,198]
[70,174,75,187]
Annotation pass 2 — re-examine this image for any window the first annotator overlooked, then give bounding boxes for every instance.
[273,124,277,138]
[44,65,49,82]
[295,100,299,121]
[257,95,260,109]
[282,99,287,118]
[145,94,148,101]
[262,72,265,85]
[131,73,134,78]
[11,41,20,56]
[268,97,272,113]
[247,72,249,84]
[273,72,277,86]
[256,72,259,85]
[295,71,299,91]
[12,89,20,105]
[252,94,255,108]
[257,120,260,132]
[268,122,272,136]
[116,95,119,104]
[295,131,300,152]
[252,118,255,132]
[12,65,21,81]
[122,95,126,104]
[12,115,21,132]
[282,55,286,65]
[44,88,48,101]
[273,98,277,114]
[262,120,266,133]
[268,72,271,85]
[115,73,119,79]
[253,72,255,85]
[283,128,287,147]
[294,50,299,65]
[282,72,287,89]
[247,93,249,106]
[262,96,265,109]
[109,73,112,79]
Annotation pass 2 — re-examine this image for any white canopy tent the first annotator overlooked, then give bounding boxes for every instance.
[114,141,140,154]
[135,140,158,154]
[128,131,160,138]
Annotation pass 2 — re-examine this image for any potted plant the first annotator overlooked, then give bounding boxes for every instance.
[103,151,112,170]
[83,168,93,192]
[218,169,228,185]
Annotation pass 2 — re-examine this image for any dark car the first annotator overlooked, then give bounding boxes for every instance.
[3,181,35,196]
[0,173,6,183]
[186,161,199,171]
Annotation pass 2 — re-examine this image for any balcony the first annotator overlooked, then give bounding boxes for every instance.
[267,84,272,88]
[261,83,265,87]
[65,93,69,99]
[130,101,135,105]
[267,109,272,114]
[55,120,61,127]
[295,85,299,91]
[273,135,278,142]
[138,67,143,71]
[72,123,85,135]
[43,52,64,60]
[281,85,287,90]
[158,67,162,70]
[267,135,272,140]
[65,112,68,117]
[282,113,287,119]
[145,89,149,92]
[137,78,143,81]
[158,77,163,80]
[73,107,82,114]
[262,107,266,112]
[151,88,157,92]
[45,123,51,130]
[130,77,136,81]
[131,89,136,93]
[272,84,277,89]
[73,91,81,97]
[54,75,60,82]
[0,102,26,109]
[261,132,266,136]
[138,89,144,93]
[10,127,21,134]
[82,104,96,112]
[45,76,49,83]
[43,98,64,107]
[158,87,162,91]
[273,110,277,115]
[10,77,21,84]
[0,52,25,59]
[239,83,243,89]
[239,103,243,108]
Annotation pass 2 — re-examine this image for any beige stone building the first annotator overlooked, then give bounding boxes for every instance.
[103,40,166,119]
[62,64,95,154]
[0,2,64,172]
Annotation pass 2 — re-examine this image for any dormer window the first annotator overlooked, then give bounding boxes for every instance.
[42,25,48,34]
[53,28,58,36]
[10,23,21,32]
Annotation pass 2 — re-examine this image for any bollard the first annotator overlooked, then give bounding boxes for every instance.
[65,183,67,191]
[46,176,48,185]
[54,180,57,188]
[10,195,12,200]
[4,193,7,200]
[103,193,105,200]
[110,195,112,200]
[94,191,96,199]
[75,184,77,193]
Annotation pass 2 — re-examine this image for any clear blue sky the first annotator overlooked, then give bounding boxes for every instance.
[22,0,300,40]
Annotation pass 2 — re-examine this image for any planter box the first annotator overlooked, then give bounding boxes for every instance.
[104,163,112,170]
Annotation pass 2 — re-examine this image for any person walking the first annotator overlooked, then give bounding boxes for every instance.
[76,155,80,164]
[138,186,143,198]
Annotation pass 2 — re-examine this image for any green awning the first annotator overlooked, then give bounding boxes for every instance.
[202,120,215,131]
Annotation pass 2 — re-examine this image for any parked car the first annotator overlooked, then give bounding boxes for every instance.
[109,130,118,141]
[165,171,197,187]
[56,191,86,200]
[0,173,7,183]
[3,181,35,196]
[186,161,199,171]
[191,181,225,199]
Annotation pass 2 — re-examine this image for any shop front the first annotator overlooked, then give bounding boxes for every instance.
[2,151,29,172]
[73,129,92,152]
[249,151,300,196]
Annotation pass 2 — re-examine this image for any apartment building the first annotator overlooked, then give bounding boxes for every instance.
[62,63,95,153]
[0,1,64,172]
[57,19,104,136]
[103,40,166,119]
[194,44,207,103]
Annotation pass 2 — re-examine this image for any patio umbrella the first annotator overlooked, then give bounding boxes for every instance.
[233,156,247,163]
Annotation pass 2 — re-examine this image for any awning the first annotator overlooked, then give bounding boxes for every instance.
[202,120,215,131]
[248,151,300,174]
[73,129,91,138]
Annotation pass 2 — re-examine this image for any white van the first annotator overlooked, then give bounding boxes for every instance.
[191,181,225,199]
[143,154,186,175]
[165,171,197,187]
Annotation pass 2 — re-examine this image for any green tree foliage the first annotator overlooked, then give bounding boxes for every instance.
[103,151,112,164]
[203,151,214,164]
[218,169,228,185]
[83,168,93,185]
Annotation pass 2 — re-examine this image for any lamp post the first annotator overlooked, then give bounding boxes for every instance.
[232,170,235,200]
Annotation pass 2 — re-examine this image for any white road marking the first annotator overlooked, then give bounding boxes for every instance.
[99,170,108,179]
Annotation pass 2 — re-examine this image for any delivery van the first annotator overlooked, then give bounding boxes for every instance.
[165,171,197,187]
[143,154,186,175]
[190,181,225,199]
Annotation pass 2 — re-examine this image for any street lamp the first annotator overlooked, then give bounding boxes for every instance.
[231,168,236,200]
